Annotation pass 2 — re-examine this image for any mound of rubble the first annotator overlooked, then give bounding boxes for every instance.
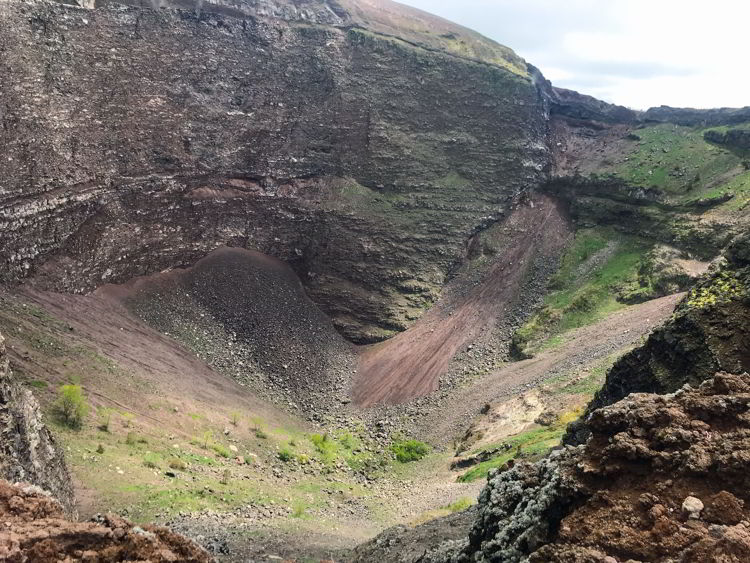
[0,480,212,562]
[429,372,750,562]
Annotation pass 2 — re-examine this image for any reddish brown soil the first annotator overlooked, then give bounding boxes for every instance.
[15,286,294,428]
[353,196,571,406]
[416,293,682,444]
[0,480,211,562]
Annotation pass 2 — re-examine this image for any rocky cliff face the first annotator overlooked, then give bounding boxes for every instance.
[0,0,549,343]
[0,332,74,513]
[424,372,750,563]
[566,232,750,444]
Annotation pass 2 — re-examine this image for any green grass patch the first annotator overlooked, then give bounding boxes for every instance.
[444,497,473,513]
[211,443,231,458]
[390,439,431,463]
[458,426,564,483]
[608,123,741,194]
[143,453,161,469]
[309,433,338,464]
[513,229,646,355]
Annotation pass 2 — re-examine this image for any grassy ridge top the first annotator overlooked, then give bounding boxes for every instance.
[337,0,528,75]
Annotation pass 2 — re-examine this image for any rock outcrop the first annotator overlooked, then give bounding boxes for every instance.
[0,479,211,562]
[425,372,750,563]
[0,332,74,513]
[644,105,750,127]
[0,0,549,343]
[704,128,750,151]
[566,232,750,444]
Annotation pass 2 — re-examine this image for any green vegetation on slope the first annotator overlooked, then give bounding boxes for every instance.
[608,123,743,195]
[512,228,646,357]
[458,408,583,483]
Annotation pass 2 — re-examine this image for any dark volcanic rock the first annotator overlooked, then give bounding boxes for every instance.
[565,232,750,445]
[644,105,750,127]
[0,0,549,343]
[548,85,639,125]
[0,332,74,514]
[421,372,750,563]
[704,128,750,150]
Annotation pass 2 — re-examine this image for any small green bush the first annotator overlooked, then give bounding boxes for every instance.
[96,444,105,455]
[255,429,268,440]
[338,432,356,450]
[55,384,89,429]
[278,448,294,462]
[126,432,137,446]
[202,430,213,449]
[168,457,187,470]
[97,407,114,432]
[220,469,230,485]
[310,433,337,464]
[390,439,430,463]
[230,412,240,426]
[143,453,160,469]
[212,444,231,458]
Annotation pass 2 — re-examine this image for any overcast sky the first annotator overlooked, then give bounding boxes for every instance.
[399,0,750,110]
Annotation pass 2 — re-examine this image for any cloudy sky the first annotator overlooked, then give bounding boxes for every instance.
[399,0,750,110]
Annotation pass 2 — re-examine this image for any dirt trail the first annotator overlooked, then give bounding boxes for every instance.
[353,195,571,406]
[416,293,682,444]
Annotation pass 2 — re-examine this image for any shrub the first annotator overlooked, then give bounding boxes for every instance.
[278,448,294,462]
[243,455,254,465]
[168,457,187,470]
[96,444,105,455]
[310,433,337,464]
[126,432,137,446]
[143,453,160,468]
[220,469,230,485]
[230,412,240,426]
[292,502,307,518]
[567,289,598,313]
[122,412,135,428]
[212,444,231,458]
[97,407,113,432]
[55,384,89,429]
[390,439,430,463]
[338,432,356,450]
[202,430,213,449]
[255,429,268,440]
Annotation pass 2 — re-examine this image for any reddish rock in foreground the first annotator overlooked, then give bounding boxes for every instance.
[0,480,212,563]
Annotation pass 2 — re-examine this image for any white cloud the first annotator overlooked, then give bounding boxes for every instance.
[398,0,750,109]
